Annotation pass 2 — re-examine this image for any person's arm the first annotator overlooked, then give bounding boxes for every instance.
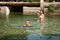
[37,13,40,17]
[24,24,26,26]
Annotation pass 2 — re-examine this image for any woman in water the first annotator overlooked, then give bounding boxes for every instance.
[38,10,45,30]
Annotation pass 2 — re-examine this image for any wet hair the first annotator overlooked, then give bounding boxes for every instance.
[40,10,44,14]
[26,20,29,21]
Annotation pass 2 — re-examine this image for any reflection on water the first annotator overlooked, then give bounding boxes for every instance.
[27,34,60,40]
[0,12,60,40]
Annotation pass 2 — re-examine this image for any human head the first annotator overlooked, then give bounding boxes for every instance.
[25,20,30,23]
[40,10,44,14]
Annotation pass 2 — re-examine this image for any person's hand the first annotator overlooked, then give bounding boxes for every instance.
[37,19,41,23]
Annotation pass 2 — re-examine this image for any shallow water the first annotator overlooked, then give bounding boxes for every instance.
[0,12,60,40]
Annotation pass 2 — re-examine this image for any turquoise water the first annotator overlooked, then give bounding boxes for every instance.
[0,12,60,40]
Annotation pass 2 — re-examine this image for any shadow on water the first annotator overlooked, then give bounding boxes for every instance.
[0,34,27,40]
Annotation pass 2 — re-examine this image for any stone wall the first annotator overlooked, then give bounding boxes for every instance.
[23,7,40,15]
[0,6,10,17]
[23,7,48,15]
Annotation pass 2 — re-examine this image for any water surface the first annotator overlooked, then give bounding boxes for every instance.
[0,12,60,40]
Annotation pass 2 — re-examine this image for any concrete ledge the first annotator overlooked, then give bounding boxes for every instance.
[23,7,48,15]
[0,6,10,17]
[23,7,40,15]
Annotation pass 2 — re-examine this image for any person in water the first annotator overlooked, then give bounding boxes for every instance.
[24,20,32,27]
[37,10,45,30]
[38,10,44,23]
